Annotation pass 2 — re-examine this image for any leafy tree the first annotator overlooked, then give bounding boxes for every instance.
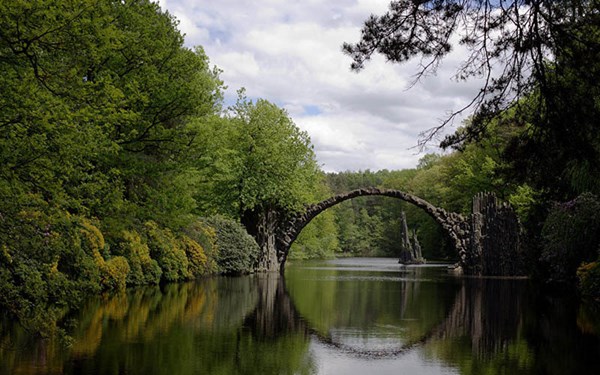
[0,0,225,333]
[346,0,600,204]
[194,90,320,268]
[196,91,319,217]
[501,27,600,199]
[540,193,600,285]
[232,91,319,217]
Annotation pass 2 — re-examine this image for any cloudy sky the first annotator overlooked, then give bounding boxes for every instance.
[157,0,482,172]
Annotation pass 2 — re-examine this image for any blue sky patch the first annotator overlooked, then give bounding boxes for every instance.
[303,105,322,116]
[209,28,230,43]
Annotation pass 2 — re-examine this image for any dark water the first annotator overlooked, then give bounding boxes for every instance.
[2,258,600,374]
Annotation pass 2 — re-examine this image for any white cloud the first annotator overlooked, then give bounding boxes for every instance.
[217,51,261,80]
[159,1,480,172]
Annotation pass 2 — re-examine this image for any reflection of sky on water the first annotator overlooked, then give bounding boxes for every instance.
[317,275,435,282]
[301,258,452,271]
[310,341,459,375]
[293,257,455,283]
[328,326,409,350]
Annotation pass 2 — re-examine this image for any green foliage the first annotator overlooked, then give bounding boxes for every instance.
[578,262,600,301]
[0,0,226,334]
[180,236,210,278]
[0,208,102,336]
[78,218,132,291]
[231,91,319,213]
[289,210,339,260]
[183,221,219,276]
[113,230,162,286]
[144,221,190,282]
[508,184,539,222]
[196,90,319,219]
[541,193,600,285]
[204,216,260,274]
[100,257,131,291]
[503,14,600,200]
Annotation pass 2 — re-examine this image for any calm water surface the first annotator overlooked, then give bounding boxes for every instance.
[2,257,600,374]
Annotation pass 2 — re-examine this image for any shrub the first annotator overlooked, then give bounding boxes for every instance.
[79,218,131,291]
[0,208,101,336]
[100,257,130,291]
[144,221,190,282]
[541,193,600,285]
[180,235,210,278]
[578,262,600,300]
[204,216,260,274]
[112,230,162,285]
[184,220,219,275]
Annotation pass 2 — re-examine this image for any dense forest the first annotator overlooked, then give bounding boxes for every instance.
[1,0,600,338]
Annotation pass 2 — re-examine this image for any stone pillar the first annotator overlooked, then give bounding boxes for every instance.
[242,207,280,273]
[411,230,423,262]
[398,211,413,264]
[398,211,425,264]
[467,193,523,276]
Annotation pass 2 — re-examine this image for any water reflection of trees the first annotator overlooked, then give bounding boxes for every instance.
[436,278,526,358]
[2,270,600,374]
[0,275,315,375]
[286,267,600,374]
[425,278,600,374]
[285,265,460,352]
[243,274,308,339]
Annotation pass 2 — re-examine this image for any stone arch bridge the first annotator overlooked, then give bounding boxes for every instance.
[250,187,523,276]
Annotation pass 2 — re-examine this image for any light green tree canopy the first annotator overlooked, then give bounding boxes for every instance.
[197,90,320,219]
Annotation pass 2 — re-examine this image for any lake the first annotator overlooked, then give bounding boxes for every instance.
[2,257,600,374]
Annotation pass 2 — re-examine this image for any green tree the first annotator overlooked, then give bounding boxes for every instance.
[204,216,260,274]
[0,0,224,333]
[196,91,319,217]
[196,90,320,269]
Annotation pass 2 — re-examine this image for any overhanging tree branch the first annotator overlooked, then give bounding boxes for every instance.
[344,0,591,149]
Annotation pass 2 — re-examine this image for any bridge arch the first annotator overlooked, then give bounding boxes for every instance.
[276,187,470,271]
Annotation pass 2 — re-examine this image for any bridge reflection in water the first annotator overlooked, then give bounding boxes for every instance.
[1,260,600,374]
[284,261,527,360]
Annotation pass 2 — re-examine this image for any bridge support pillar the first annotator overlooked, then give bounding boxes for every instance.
[464,193,524,276]
[242,207,280,273]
